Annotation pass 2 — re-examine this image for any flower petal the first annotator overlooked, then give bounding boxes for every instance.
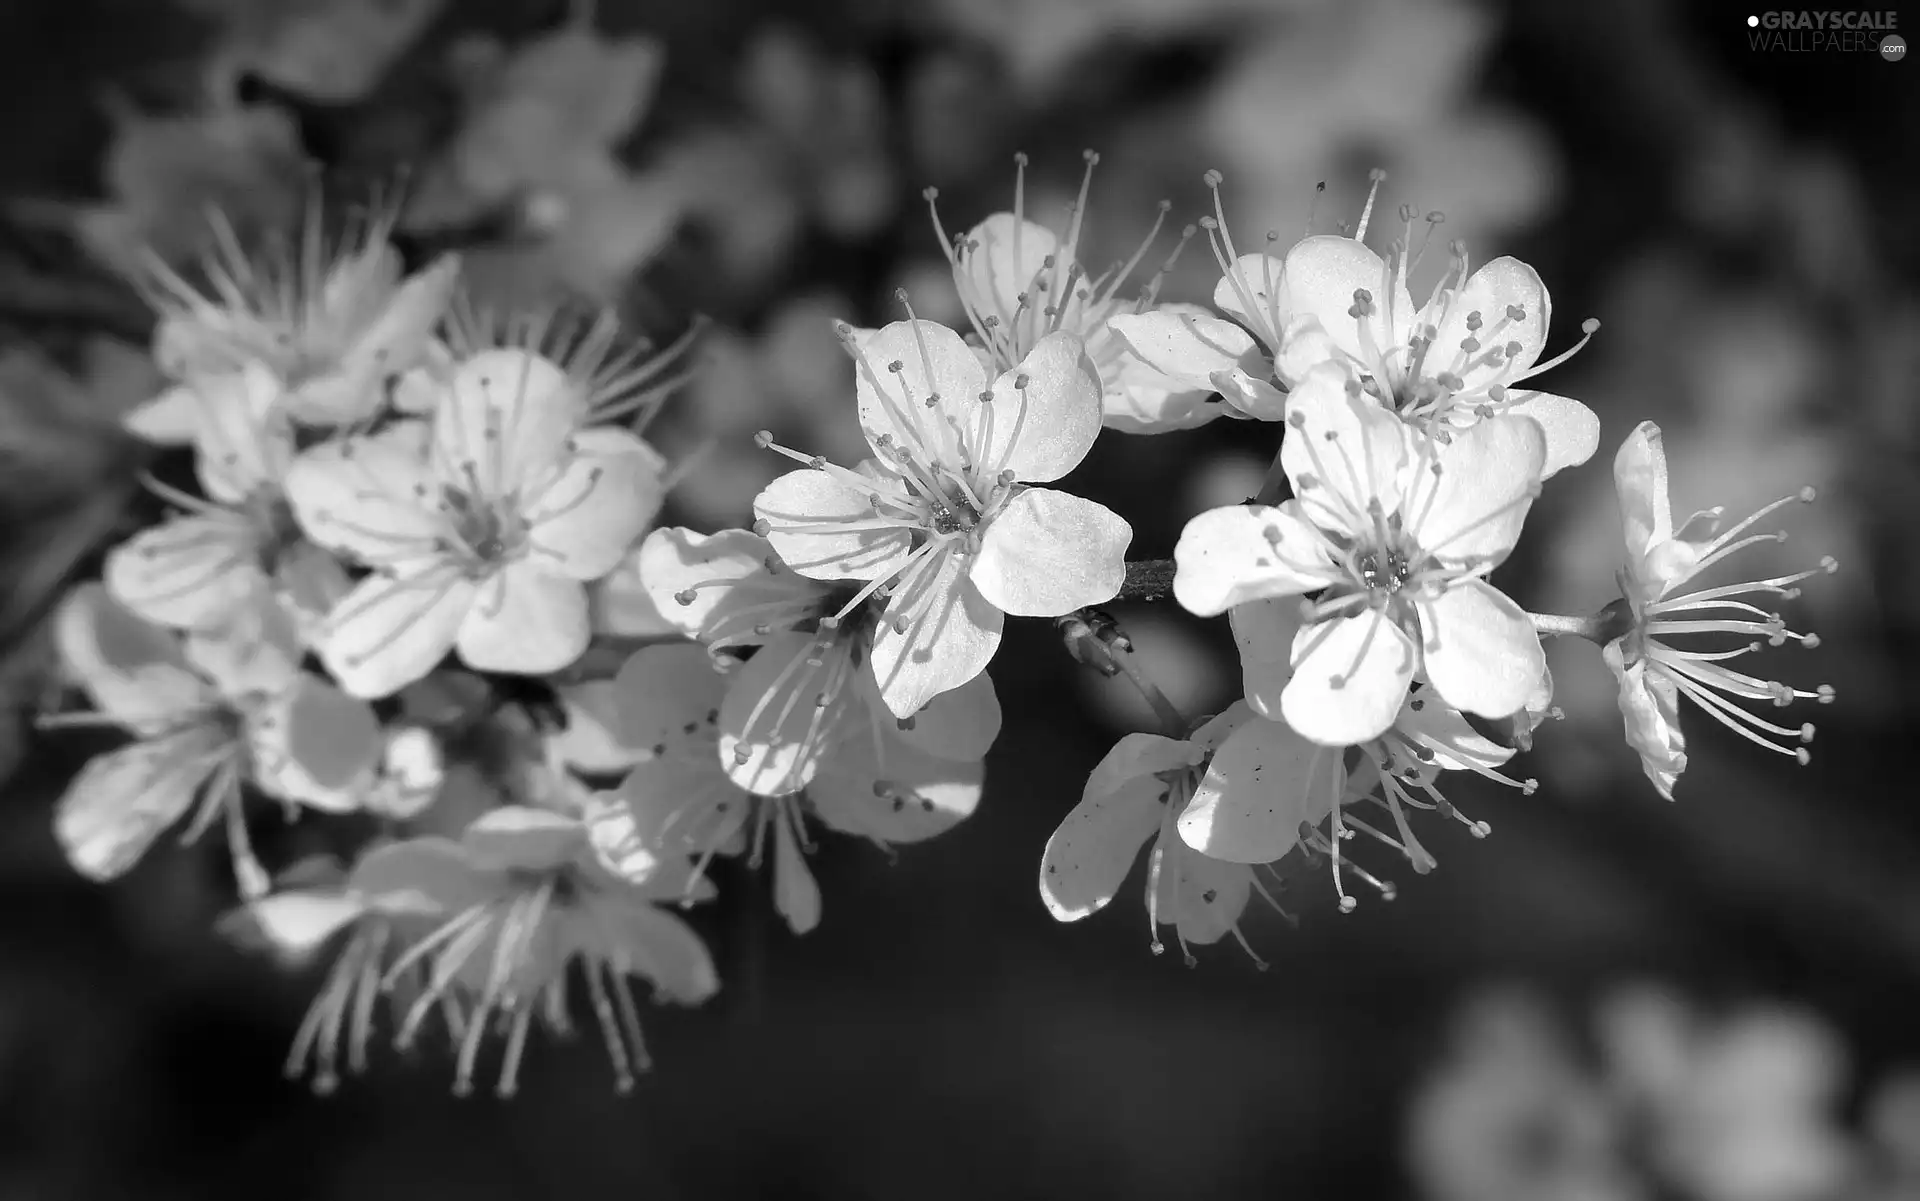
[851,319,989,459]
[124,383,202,444]
[455,565,589,676]
[434,348,584,494]
[1282,609,1417,745]
[551,680,651,774]
[1158,846,1257,947]
[1171,501,1337,617]
[717,632,849,797]
[870,546,1003,718]
[225,890,364,963]
[1088,731,1208,794]
[1038,774,1163,922]
[770,819,822,935]
[752,467,916,582]
[1392,688,1516,774]
[633,525,823,642]
[1280,236,1407,369]
[250,674,381,811]
[591,897,719,1003]
[284,435,446,567]
[317,567,476,699]
[1612,420,1673,559]
[612,755,747,860]
[1502,390,1597,479]
[1604,640,1686,800]
[1280,360,1410,531]
[53,584,211,727]
[1229,597,1305,719]
[964,332,1103,483]
[1428,256,1550,385]
[55,731,218,882]
[463,804,589,873]
[1415,580,1546,720]
[612,642,730,752]
[1107,307,1260,392]
[969,487,1130,617]
[191,362,294,504]
[1211,367,1288,421]
[1210,251,1288,340]
[955,214,1058,324]
[330,255,460,403]
[1402,414,1544,566]
[807,727,985,844]
[103,515,265,631]
[885,668,1001,763]
[525,430,666,580]
[349,837,497,914]
[1178,716,1342,863]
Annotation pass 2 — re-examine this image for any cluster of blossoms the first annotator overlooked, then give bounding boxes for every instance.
[38,159,1833,1095]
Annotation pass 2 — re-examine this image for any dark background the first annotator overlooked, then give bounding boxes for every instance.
[0,0,1915,1197]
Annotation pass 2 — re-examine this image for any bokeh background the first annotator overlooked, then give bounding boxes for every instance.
[0,0,1916,1197]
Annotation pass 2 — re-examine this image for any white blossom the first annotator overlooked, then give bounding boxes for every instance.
[753,318,1129,717]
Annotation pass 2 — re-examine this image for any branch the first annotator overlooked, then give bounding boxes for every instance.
[1114,558,1176,603]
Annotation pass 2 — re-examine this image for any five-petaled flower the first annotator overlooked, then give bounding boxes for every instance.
[752,318,1131,717]
[284,345,667,698]
[1173,361,1549,746]
[634,526,1000,796]
[358,801,719,1097]
[1274,174,1599,478]
[1600,421,1834,799]
[1039,703,1297,965]
[127,200,456,438]
[104,361,349,648]
[922,151,1225,433]
[48,583,382,899]
[598,642,986,935]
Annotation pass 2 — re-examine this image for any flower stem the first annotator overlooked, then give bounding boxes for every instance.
[1111,644,1187,736]
[1052,608,1188,736]
[1253,445,1288,506]
[1529,611,1602,640]
[1115,559,1176,602]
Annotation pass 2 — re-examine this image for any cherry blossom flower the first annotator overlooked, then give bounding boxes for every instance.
[284,338,669,699]
[1105,169,1335,424]
[753,319,1130,717]
[1199,597,1535,906]
[599,642,986,934]
[635,525,1001,796]
[1039,704,1296,965]
[1599,421,1834,799]
[45,583,381,898]
[126,197,457,438]
[1276,174,1600,478]
[225,850,464,1094]
[1173,361,1548,745]
[920,151,1227,433]
[104,361,349,648]
[360,805,718,1096]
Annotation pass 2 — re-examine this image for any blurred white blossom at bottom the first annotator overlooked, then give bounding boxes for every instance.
[1406,983,1920,1201]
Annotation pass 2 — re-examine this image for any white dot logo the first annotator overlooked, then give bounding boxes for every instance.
[1747,13,1759,26]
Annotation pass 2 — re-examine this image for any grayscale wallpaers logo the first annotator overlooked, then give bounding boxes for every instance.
[1747,10,1903,56]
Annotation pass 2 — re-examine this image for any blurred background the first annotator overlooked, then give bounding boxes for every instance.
[0,0,1916,1197]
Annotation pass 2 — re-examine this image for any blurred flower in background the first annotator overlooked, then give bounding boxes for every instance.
[1407,982,1920,1201]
